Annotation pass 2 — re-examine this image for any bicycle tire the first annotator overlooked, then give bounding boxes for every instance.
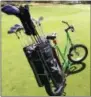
[68,44,88,63]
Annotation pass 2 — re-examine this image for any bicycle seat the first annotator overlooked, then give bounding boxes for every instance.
[1,5,20,15]
[46,33,56,40]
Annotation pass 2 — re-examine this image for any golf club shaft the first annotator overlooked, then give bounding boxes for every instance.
[19,31,33,45]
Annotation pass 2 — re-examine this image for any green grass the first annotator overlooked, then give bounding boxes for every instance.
[2,4,90,96]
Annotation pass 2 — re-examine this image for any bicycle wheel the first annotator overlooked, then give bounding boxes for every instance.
[68,44,88,63]
[44,60,66,96]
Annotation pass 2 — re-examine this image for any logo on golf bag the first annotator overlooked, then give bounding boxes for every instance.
[50,58,61,72]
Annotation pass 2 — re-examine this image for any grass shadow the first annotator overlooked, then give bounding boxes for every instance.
[66,62,86,76]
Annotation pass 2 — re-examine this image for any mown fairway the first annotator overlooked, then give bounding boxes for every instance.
[2,4,90,96]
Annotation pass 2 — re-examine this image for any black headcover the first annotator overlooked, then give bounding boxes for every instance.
[1,5,37,36]
[18,6,37,35]
[1,5,20,15]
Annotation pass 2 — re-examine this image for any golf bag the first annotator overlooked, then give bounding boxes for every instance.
[23,37,66,96]
[1,4,66,96]
[23,38,51,87]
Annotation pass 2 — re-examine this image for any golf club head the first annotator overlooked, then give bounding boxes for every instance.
[13,25,24,33]
[8,25,23,34]
[38,16,43,22]
[14,24,24,30]
[8,27,17,34]
[1,5,20,15]
[14,24,21,27]
[37,16,44,25]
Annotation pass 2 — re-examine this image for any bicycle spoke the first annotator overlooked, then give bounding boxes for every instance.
[71,47,85,61]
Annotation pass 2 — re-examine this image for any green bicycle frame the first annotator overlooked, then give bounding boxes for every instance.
[53,32,73,72]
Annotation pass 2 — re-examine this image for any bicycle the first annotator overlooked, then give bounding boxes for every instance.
[2,4,88,96]
[46,21,88,73]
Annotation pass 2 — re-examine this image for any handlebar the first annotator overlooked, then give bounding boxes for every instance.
[62,21,75,32]
[62,21,70,27]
